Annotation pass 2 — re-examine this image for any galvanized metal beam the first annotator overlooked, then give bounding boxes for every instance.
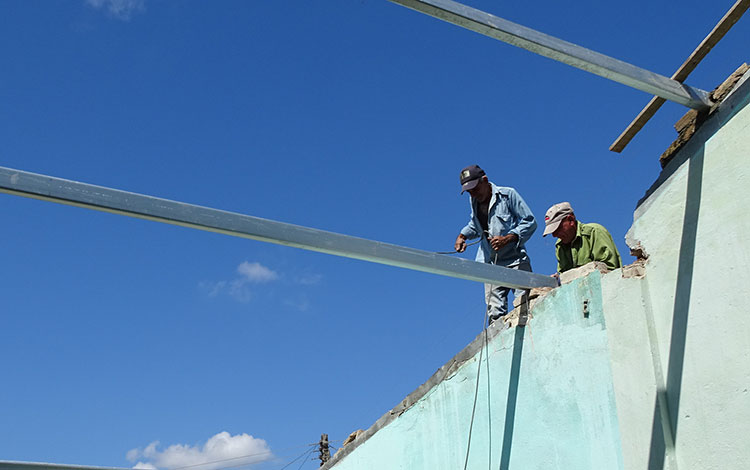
[390,0,713,110]
[0,461,130,470]
[610,0,750,152]
[0,166,557,289]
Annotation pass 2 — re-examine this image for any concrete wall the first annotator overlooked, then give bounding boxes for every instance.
[328,271,624,470]
[327,74,750,470]
[603,72,750,470]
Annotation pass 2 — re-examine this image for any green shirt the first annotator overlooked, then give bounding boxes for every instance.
[555,221,622,273]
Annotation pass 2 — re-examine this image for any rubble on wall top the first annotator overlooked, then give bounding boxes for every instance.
[660,63,750,168]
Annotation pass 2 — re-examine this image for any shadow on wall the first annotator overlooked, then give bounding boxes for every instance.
[462,321,527,470]
[499,325,525,470]
[647,145,704,469]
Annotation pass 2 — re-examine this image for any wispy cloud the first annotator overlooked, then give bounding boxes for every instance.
[294,273,322,286]
[127,432,272,470]
[200,261,322,307]
[200,261,279,303]
[85,0,145,20]
[237,262,279,283]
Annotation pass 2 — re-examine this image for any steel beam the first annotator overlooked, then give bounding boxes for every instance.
[390,0,712,110]
[0,167,556,289]
[610,0,750,152]
[0,462,130,470]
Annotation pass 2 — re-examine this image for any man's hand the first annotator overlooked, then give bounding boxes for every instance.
[454,234,467,253]
[489,233,518,251]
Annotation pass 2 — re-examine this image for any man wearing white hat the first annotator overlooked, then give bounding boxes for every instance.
[543,202,622,273]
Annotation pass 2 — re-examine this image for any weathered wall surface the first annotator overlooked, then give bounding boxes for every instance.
[327,272,624,470]
[604,72,750,470]
[327,74,750,470]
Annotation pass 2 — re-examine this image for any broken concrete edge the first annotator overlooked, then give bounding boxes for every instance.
[506,261,629,311]
[559,261,611,285]
[321,259,646,468]
[628,240,649,260]
[621,259,647,279]
[636,67,750,217]
[660,63,749,168]
[332,429,365,457]
[659,109,706,167]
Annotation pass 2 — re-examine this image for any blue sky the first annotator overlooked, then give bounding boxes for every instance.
[1,0,747,468]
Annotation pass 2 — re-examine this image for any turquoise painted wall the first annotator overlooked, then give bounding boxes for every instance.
[603,73,750,470]
[327,73,750,470]
[329,272,623,470]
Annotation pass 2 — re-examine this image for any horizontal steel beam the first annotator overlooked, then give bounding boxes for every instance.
[0,167,556,290]
[390,0,713,110]
[0,461,130,470]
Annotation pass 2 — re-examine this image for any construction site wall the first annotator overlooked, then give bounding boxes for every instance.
[603,71,750,470]
[325,72,750,470]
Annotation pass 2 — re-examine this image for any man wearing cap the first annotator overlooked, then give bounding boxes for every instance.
[543,202,622,273]
[454,165,537,322]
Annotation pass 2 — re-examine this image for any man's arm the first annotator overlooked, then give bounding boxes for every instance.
[489,233,518,251]
[456,208,481,252]
[455,233,468,252]
[589,224,622,270]
[506,188,537,248]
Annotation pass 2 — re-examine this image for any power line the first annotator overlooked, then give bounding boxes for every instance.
[276,447,316,470]
[293,447,315,470]
[463,272,495,470]
[180,446,315,470]
[166,443,317,470]
[163,436,349,470]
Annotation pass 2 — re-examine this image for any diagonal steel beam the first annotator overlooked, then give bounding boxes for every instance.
[610,0,750,152]
[0,166,557,289]
[390,0,713,110]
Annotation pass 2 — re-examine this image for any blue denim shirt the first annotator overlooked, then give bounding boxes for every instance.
[460,183,537,267]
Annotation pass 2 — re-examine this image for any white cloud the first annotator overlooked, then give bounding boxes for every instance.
[200,280,227,298]
[86,0,144,20]
[127,432,272,470]
[126,449,141,462]
[200,261,278,303]
[237,262,278,283]
[133,463,157,470]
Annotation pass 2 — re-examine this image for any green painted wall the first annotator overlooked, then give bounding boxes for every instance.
[329,272,624,470]
[603,72,750,470]
[327,73,750,470]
